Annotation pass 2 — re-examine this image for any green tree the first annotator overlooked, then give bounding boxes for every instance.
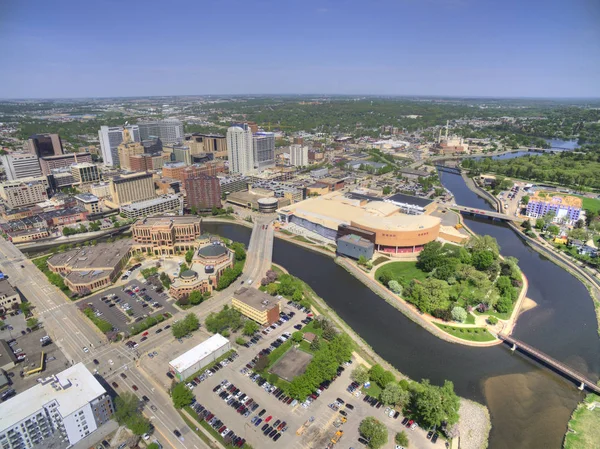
[547,225,560,236]
[26,318,38,328]
[230,242,246,261]
[416,241,444,272]
[292,289,303,302]
[522,219,532,231]
[113,393,139,425]
[407,278,450,314]
[381,382,410,406]
[359,417,388,449]
[292,331,304,342]
[388,280,403,295]
[147,443,160,449]
[451,306,467,323]
[309,335,321,351]
[535,218,545,230]
[172,322,189,338]
[185,248,194,264]
[171,382,194,409]
[413,379,460,428]
[467,235,500,258]
[351,365,370,384]
[471,250,495,271]
[395,431,410,447]
[19,302,31,315]
[266,283,280,296]
[358,255,369,266]
[521,195,530,205]
[127,414,151,436]
[188,290,203,305]
[183,313,200,332]
[242,320,259,336]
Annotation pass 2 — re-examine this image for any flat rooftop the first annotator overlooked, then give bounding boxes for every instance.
[0,279,17,298]
[0,363,106,432]
[387,193,433,208]
[530,192,582,208]
[47,239,131,270]
[233,287,279,311]
[133,215,201,228]
[169,334,230,373]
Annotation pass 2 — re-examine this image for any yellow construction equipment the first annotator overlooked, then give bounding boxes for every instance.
[454,223,463,229]
[296,417,315,435]
[331,430,343,444]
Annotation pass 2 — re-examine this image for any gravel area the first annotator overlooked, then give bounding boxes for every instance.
[457,398,491,449]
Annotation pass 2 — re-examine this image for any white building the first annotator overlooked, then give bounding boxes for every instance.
[0,179,48,208]
[253,132,275,170]
[169,334,231,381]
[1,154,42,180]
[0,364,113,449]
[138,119,184,145]
[98,125,140,167]
[120,194,183,219]
[227,125,255,175]
[289,144,309,167]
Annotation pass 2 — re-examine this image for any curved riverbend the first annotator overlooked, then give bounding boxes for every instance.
[203,172,599,449]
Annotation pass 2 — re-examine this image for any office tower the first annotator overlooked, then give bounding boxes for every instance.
[39,153,93,175]
[117,128,145,170]
[27,133,63,158]
[1,153,42,180]
[226,124,254,175]
[98,125,140,167]
[129,153,164,172]
[290,144,309,167]
[185,133,227,158]
[142,137,163,153]
[185,174,222,210]
[108,172,156,206]
[0,364,113,449]
[253,132,275,170]
[138,119,184,145]
[0,179,48,208]
[71,163,100,184]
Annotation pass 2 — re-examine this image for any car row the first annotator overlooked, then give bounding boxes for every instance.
[176,351,238,386]
[190,399,246,447]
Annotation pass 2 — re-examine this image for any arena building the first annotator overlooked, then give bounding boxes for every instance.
[169,240,235,299]
[277,191,442,254]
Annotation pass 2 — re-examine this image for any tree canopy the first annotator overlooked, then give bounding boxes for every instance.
[359,417,388,449]
[412,379,460,428]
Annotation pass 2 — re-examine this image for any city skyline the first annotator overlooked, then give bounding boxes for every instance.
[1,0,599,99]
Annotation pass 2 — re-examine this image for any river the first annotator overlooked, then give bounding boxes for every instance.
[202,172,599,449]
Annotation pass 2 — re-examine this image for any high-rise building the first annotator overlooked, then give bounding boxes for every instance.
[0,153,42,180]
[71,163,100,184]
[130,153,165,172]
[185,133,227,158]
[0,179,48,208]
[117,128,145,170]
[290,144,309,167]
[185,175,222,211]
[253,132,275,170]
[108,172,155,206]
[142,137,163,154]
[27,133,63,158]
[138,119,184,145]
[227,125,254,175]
[98,125,140,167]
[171,145,192,165]
[0,363,113,449]
[39,153,93,175]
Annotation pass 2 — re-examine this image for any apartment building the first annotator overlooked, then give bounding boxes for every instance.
[120,194,183,219]
[27,133,63,158]
[39,153,92,176]
[71,163,100,184]
[0,180,48,208]
[138,119,184,145]
[130,216,202,255]
[227,124,254,175]
[74,194,100,215]
[525,192,583,224]
[289,144,309,167]
[108,172,155,206]
[0,364,113,449]
[0,154,42,180]
[0,279,19,315]
[185,175,222,211]
[253,132,276,170]
[231,287,281,325]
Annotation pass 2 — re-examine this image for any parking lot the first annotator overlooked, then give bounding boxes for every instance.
[79,280,178,334]
[3,327,69,394]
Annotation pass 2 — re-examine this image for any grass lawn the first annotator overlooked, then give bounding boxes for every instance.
[375,261,428,283]
[362,382,382,399]
[434,323,496,342]
[564,393,600,449]
[300,320,323,337]
[278,229,293,236]
[473,308,512,321]
[293,235,315,244]
[581,197,600,214]
[464,313,476,325]
[372,256,390,266]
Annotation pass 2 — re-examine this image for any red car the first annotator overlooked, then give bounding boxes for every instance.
[132,385,139,391]
[406,419,414,428]
[142,331,149,336]
[265,416,272,423]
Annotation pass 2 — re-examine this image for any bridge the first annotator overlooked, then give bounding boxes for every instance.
[499,334,600,394]
[450,205,524,223]
[434,164,462,174]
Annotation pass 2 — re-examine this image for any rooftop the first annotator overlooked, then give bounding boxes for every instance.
[133,215,201,228]
[386,193,433,208]
[338,234,374,249]
[74,193,99,203]
[233,287,279,311]
[169,334,230,373]
[120,194,181,212]
[197,244,228,258]
[530,191,582,208]
[0,340,17,368]
[0,279,18,298]
[0,363,107,432]
[47,239,131,271]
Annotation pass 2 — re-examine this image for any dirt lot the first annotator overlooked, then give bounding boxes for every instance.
[271,347,313,382]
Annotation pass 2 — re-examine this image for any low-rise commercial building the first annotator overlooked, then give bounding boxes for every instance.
[47,240,131,294]
[0,340,17,371]
[0,364,113,449]
[231,287,281,326]
[0,279,19,315]
[131,216,202,255]
[120,194,183,219]
[169,334,231,381]
[6,228,50,244]
[336,234,375,260]
[75,193,100,214]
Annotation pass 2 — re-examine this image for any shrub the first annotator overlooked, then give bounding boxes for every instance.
[487,316,499,325]
[451,306,467,323]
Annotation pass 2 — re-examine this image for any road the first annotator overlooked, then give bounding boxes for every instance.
[242,216,274,288]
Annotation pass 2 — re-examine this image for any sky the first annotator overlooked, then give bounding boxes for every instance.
[0,0,599,99]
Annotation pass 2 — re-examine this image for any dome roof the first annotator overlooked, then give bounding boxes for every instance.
[197,244,228,258]
[180,270,197,279]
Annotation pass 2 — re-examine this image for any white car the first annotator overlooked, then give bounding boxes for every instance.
[142,433,150,441]
[83,347,89,353]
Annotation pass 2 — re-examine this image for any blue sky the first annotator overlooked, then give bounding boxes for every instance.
[0,0,599,98]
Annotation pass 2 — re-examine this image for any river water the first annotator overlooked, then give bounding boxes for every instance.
[203,172,600,449]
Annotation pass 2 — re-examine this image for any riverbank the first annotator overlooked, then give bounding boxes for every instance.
[271,262,492,449]
[462,173,600,335]
[563,391,600,449]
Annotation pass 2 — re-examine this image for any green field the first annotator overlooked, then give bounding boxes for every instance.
[563,393,600,449]
[375,261,428,283]
[434,323,496,342]
[581,196,600,214]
